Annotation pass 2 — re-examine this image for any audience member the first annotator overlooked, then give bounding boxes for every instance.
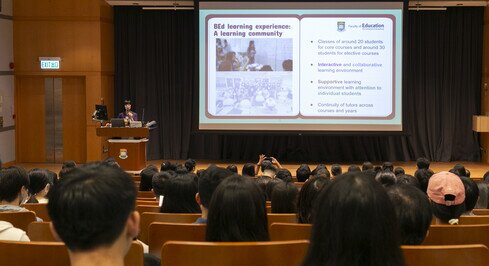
[303,172,404,266]
[184,159,196,173]
[160,161,176,172]
[330,164,342,178]
[160,173,200,213]
[394,167,405,176]
[255,176,271,197]
[271,182,298,213]
[26,169,51,203]
[382,162,394,172]
[450,164,467,177]
[260,160,277,178]
[428,171,465,224]
[0,166,30,211]
[362,161,374,171]
[175,164,189,174]
[241,163,256,177]
[375,170,397,188]
[414,168,433,193]
[416,157,430,170]
[347,165,361,173]
[59,160,77,179]
[226,164,238,173]
[103,157,120,168]
[460,176,479,216]
[475,182,489,209]
[296,176,330,224]
[396,174,421,190]
[0,219,30,241]
[152,170,176,206]
[265,178,284,201]
[275,168,293,183]
[47,163,139,266]
[206,175,269,241]
[296,164,311,182]
[483,171,489,183]
[139,165,158,191]
[386,184,432,245]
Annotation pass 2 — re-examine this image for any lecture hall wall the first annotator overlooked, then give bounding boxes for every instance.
[482,7,489,163]
[0,0,15,165]
[13,0,114,163]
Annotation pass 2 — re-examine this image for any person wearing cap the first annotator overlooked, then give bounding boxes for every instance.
[427,171,466,225]
[118,100,138,121]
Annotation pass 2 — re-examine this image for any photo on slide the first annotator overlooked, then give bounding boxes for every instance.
[216,38,293,72]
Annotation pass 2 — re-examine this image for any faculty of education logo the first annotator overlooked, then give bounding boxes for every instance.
[337,21,345,32]
[119,148,128,159]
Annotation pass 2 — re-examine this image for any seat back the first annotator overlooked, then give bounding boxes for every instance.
[27,222,58,242]
[139,212,201,243]
[125,241,144,266]
[269,223,312,241]
[148,222,206,257]
[472,209,489,215]
[162,240,309,266]
[0,211,36,231]
[267,213,297,227]
[459,215,489,224]
[402,244,489,266]
[136,200,158,206]
[136,205,161,214]
[137,191,154,198]
[423,224,489,247]
[22,203,50,222]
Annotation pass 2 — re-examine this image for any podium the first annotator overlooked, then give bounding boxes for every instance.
[96,127,149,172]
[473,116,489,132]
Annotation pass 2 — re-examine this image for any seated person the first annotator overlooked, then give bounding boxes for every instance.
[330,164,342,179]
[297,176,330,224]
[255,154,282,177]
[0,220,30,241]
[26,169,51,203]
[296,164,311,182]
[139,165,158,192]
[241,163,256,178]
[160,173,200,213]
[460,176,479,216]
[427,171,466,224]
[118,100,138,121]
[152,171,176,206]
[47,163,140,266]
[184,159,197,173]
[271,182,299,213]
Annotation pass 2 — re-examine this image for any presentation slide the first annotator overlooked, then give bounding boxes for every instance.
[199,2,403,131]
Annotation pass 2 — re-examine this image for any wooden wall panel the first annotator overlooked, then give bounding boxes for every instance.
[482,7,489,163]
[16,77,46,162]
[13,0,101,18]
[62,77,87,163]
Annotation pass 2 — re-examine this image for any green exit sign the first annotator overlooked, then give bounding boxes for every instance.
[39,57,61,70]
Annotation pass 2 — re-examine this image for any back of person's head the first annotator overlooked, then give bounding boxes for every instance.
[27,169,50,198]
[265,178,284,201]
[347,164,361,173]
[460,176,479,213]
[152,170,176,196]
[416,157,430,170]
[275,168,292,183]
[414,168,433,193]
[62,160,77,169]
[303,172,404,266]
[198,166,233,209]
[242,163,256,177]
[139,165,158,191]
[382,162,394,172]
[450,164,467,177]
[331,164,342,177]
[483,171,489,183]
[375,171,397,187]
[427,171,466,224]
[160,173,200,213]
[396,174,421,190]
[314,168,331,179]
[394,167,405,176]
[160,161,176,172]
[296,164,311,182]
[297,176,331,224]
[475,182,489,209]
[206,175,269,241]
[386,184,432,245]
[175,164,189,174]
[260,160,276,176]
[226,164,238,173]
[0,166,29,203]
[362,162,373,171]
[47,162,138,251]
[271,182,298,213]
[103,157,120,168]
[184,159,196,173]
[311,164,327,176]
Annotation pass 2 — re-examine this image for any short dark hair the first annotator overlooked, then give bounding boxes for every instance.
[241,163,255,177]
[386,184,432,245]
[265,178,284,201]
[139,165,158,191]
[152,170,176,196]
[416,157,430,170]
[382,162,394,172]
[47,163,136,251]
[160,173,200,213]
[160,161,176,172]
[206,175,269,241]
[311,164,327,176]
[296,164,311,182]
[483,171,489,183]
[394,167,405,176]
[226,164,238,173]
[0,166,29,202]
[271,182,298,213]
[297,176,330,224]
[396,174,421,190]
[450,164,467,177]
[260,160,276,174]
[331,164,342,176]
[362,162,373,171]
[275,169,293,183]
[414,168,433,193]
[184,159,196,173]
[175,164,189,174]
[431,201,465,223]
[62,161,76,169]
[27,169,50,196]
[347,165,361,173]
[303,172,404,266]
[460,176,479,212]
[198,166,232,208]
[375,171,397,187]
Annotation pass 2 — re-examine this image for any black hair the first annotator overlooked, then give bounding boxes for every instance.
[139,165,158,191]
[184,159,196,173]
[431,202,465,223]
[382,162,394,172]
[47,162,136,251]
[175,164,189,174]
[331,164,342,176]
[311,164,327,176]
[275,168,293,183]
[303,172,404,266]
[483,171,489,183]
[414,169,433,193]
[152,170,176,196]
[103,157,119,167]
[375,171,397,187]
[296,176,331,224]
[255,176,271,198]
[475,182,489,209]
[160,161,177,172]
[362,162,374,171]
[160,173,200,213]
[271,182,298,213]
[198,166,233,208]
[460,176,479,212]
[347,165,361,173]
[394,167,405,176]
[296,164,311,182]
[314,168,330,179]
[386,184,432,245]
[242,163,256,177]
[396,174,421,190]
[0,166,29,203]
[260,160,276,174]
[62,160,76,169]
[450,164,467,177]
[206,175,269,241]
[416,157,430,170]
[26,169,50,202]
[226,164,238,173]
[265,178,284,201]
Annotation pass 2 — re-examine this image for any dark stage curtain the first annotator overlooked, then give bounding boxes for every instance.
[114,7,483,162]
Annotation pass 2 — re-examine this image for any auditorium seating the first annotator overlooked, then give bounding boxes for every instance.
[27,222,58,242]
[148,222,206,257]
[472,209,489,215]
[459,215,489,225]
[136,205,161,214]
[423,225,489,247]
[0,240,70,265]
[137,190,155,199]
[161,240,309,266]
[402,244,489,266]
[269,223,312,241]
[136,200,158,206]
[139,212,201,243]
[0,211,36,231]
[267,213,298,227]
[22,203,50,222]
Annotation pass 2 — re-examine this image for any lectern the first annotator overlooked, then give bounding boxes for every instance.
[96,127,149,172]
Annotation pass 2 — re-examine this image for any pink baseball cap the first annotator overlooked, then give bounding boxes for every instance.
[427,171,465,206]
